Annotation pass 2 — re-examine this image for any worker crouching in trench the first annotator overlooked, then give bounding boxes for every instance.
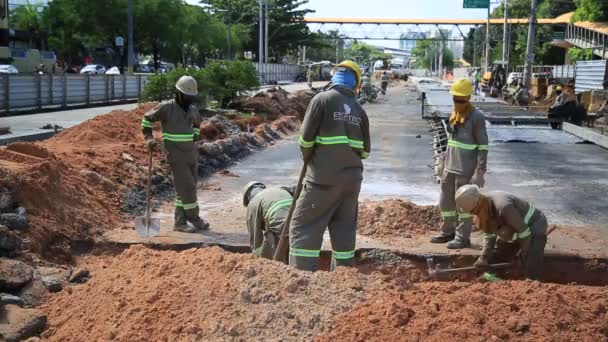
[455,184,548,280]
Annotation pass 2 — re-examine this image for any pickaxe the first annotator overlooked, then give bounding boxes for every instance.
[426,258,511,279]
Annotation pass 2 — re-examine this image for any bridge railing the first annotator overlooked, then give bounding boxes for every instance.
[565,24,608,59]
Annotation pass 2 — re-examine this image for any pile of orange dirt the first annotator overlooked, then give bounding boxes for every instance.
[41,246,385,342]
[358,199,441,239]
[40,103,164,187]
[0,144,124,260]
[233,87,315,121]
[318,281,608,342]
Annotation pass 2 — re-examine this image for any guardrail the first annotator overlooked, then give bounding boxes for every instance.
[0,74,149,115]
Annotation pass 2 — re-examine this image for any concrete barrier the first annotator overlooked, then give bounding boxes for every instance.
[562,122,608,149]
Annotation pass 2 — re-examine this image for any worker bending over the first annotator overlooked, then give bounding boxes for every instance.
[455,185,548,280]
[141,76,209,233]
[290,60,371,271]
[242,182,294,259]
[431,79,489,249]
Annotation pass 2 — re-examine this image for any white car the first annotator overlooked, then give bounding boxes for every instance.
[106,66,121,75]
[507,72,523,85]
[80,64,106,75]
[0,65,19,74]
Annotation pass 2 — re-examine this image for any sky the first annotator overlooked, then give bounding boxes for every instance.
[185,0,504,48]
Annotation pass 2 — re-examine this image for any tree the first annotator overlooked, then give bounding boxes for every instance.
[573,0,608,21]
[344,42,390,64]
[10,0,45,48]
[412,39,454,70]
[305,31,345,63]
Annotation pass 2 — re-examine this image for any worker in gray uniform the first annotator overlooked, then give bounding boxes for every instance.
[455,184,548,280]
[141,75,209,233]
[431,78,489,249]
[290,60,371,272]
[242,182,294,259]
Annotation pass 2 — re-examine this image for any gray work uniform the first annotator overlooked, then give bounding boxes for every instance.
[142,100,202,225]
[480,192,548,280]
[246,187,293,259]
[290,85,371,272]
[440,108,488,240]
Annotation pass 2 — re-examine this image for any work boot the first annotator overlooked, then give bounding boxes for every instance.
[189,217,210,231]
[446,238,471,249]
[174,223,198,234]
[430,233,455,244]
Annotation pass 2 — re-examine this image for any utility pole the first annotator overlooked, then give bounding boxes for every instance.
[127,0,134,74]
[502,0,508,71]
[227,0,232,60]
[258,0,263,82]
[523,0,539,89]
[264,0,269,63]
[485,4,491,72]
[439,39,444,79]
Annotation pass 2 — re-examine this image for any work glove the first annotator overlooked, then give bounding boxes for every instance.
[145,138,159,151]
[471,168,486,188]
[518,235,532,263]
[473,255,490,268]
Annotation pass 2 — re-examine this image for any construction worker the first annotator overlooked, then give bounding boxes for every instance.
[306,66,314,88]
[242,182,294,259]
[380,71,389,94]
[455,185,548,280]
[290,60,371,272]
[431,78,488,249]
[141,75,210,233]
[553,86,567,107]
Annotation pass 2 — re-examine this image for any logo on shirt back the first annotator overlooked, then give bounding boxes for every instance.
[333,103,361,126]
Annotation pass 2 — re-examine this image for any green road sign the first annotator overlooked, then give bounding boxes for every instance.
[463,0,490,8]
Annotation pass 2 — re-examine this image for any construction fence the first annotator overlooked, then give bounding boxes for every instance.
[255,63,306,84]
[0,74,150,114]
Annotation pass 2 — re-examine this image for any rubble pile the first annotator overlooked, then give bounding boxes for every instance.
[358,199,442,239]
[233,87,315,121]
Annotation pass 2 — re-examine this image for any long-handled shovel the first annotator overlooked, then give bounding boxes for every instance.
[273,161,308,264]
[135,149,161,238]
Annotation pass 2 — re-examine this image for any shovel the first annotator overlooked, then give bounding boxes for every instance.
[135,149,160,238]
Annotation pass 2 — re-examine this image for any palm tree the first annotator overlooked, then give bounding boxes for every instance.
[10,0,44,48]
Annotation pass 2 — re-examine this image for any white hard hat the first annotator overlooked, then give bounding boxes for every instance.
[176,75,198,96]
[242,181,266,207]
[455,184,481,213]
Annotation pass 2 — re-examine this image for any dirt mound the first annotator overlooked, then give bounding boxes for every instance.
[318,281,608,342]
[358,199,441,238]
[41,246,373,342]
[233,87,315,120]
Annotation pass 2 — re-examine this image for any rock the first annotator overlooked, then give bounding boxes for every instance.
[239,289,251,303]
[121,153,135,162]
[0,190,12,213]
[507,316,530,333]
[0,259,33,291]
[68,268,90,284]
[0,305,47,342]
[151,175,165,185]
[0,213,28,231]
[18,278,48,307]
[286,279,299,293]
[80,170,117,192]
[37,267,71,292]
[1,293,24,307]
[0,226,21,253]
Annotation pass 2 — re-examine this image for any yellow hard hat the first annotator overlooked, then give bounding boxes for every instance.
[555,86,562,91]
[336,60,362,91]
[450,78,473,97]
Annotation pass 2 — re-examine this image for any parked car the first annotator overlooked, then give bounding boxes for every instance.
[106,66,121,75]
[0,65,19,74]
[507,72,523,85]
[80,64,106,75]
[135,64,152,73]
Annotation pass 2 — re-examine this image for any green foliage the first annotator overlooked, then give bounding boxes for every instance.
[344,42,390,64]
[10,0,44,32]
[573,0,608,21]
[141,61,259,108]
[412,40,454,70]
[567,47,593,62]
[305,31,345,63]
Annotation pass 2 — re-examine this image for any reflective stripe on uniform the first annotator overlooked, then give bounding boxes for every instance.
[315,136,364,149]
[253,246,263,256]
[193,128,200,135]
[516,228,531,239]
[141,118,153,128]
[508,204,536,241]
[524,204,535,225]
[441,211,458,218]
[266,199,292,220]
[459,213,473,219]
[333,250,355,260]
[484,233,497,238]
[289,248,320,258]
[163,133,194,142]
[299,136,315,148]
[361,151,370,159]
[448,139,489,151]
[175,200,198,210]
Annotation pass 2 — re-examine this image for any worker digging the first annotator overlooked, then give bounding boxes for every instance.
[431,78,489,249]
[141,75,210,233]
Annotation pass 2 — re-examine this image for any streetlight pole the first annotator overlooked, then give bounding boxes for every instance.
[523,0,539,89]
[485,3,491,72]
[258,0,263,81]
[227,0,232,60]
[127,0,135,74]
[264,0,269,63]
[502,0,508,70]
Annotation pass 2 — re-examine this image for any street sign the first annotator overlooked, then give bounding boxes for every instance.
[526,53,535,63]
[463,0,490,9]
[115,36,124,47]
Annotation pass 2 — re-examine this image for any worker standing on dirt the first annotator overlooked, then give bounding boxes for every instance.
[141,75,210,233]
[290,60,371,272]
[243,182,294,259]
[431,79,488,249]
[455,184,548,280]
